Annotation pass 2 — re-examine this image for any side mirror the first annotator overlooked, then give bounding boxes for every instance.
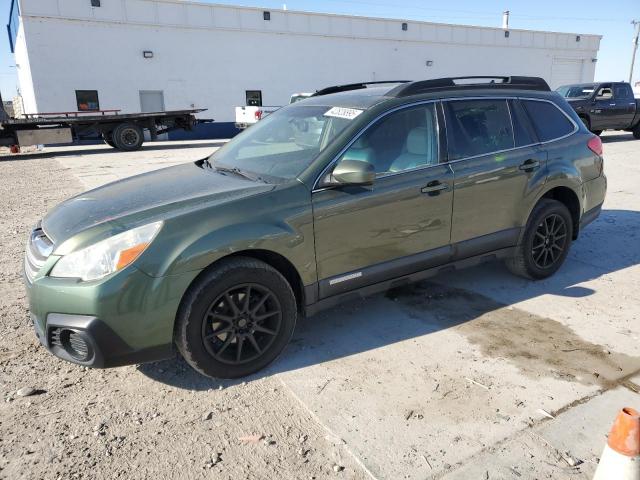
[330,159,375,186]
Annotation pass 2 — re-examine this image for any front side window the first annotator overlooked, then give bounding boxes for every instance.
[337,104,439,176]
[76,90,99,111]
[210,104,356,182]
[522,100,575,142]
[595,85,613,100]
[444,100,514,160]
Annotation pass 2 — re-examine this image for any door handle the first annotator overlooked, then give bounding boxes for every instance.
[421,181,449,196]
[519,159,540,172]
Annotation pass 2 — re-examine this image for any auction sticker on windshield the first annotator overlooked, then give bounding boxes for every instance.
[324,107,364,120]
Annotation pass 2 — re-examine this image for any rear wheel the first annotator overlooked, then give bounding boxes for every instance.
[175,257,297,378]
[112,123,144,151]
[506,199,573,280]
[633,123,640,140]
[580,116,602,136]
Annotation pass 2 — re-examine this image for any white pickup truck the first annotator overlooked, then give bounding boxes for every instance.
[234,93,312,130]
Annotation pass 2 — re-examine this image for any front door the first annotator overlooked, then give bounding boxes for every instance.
[590,84,615,130]
[312,103,454,298]
[444,98,546,255]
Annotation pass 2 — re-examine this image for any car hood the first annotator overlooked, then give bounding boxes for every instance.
[42,161,274,246]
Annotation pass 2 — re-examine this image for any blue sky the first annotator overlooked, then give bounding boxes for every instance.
[1,0,639,101]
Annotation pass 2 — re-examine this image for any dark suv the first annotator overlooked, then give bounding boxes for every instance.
[25,76,606,378]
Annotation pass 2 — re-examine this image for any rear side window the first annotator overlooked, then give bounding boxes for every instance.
[614,84,634,100]
[509,100,536,147]
[522,100,575,142]
[444,100,514,160]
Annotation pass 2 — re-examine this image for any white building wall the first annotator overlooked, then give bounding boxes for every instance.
[13,15,38,115]
[15,0,601,123]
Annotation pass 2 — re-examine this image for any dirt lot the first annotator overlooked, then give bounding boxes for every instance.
[0,135,639,479]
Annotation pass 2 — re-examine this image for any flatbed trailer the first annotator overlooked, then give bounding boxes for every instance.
[0,102,210,152]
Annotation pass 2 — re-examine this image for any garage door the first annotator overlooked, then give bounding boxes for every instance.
[551,58,584,89]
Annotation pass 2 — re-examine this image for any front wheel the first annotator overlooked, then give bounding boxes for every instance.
[506,199,573,280]
[175,257,297,378]
[633,123,640,140]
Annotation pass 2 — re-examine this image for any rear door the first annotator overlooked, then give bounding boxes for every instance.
[312,103,454,298]
[445,98,547,257]
[612,83,637,128]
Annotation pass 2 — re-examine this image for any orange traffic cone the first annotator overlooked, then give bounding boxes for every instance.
[593,407,640,480]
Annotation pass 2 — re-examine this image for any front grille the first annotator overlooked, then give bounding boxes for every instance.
[24,226,54,283]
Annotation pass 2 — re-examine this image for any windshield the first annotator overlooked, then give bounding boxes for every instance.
[209,104,359,182]
[557,84,595,99]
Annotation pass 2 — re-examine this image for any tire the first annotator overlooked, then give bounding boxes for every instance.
[112,123,144,151]
[102,132,116,148]
[580,116,603,136]
[175,257,297,379]
[506,199,573,280]
[580,116,591,131]
[633,123,640,140]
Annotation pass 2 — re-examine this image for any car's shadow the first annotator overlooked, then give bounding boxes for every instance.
[138,208,640,390]
[0,141,226,161]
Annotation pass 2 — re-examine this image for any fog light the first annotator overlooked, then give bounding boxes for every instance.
[51,328,92,361]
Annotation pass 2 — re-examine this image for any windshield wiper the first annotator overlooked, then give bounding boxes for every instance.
[214,164,260,182]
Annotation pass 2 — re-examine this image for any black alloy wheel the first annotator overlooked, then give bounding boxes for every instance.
[175,257,297,379]
[505,198,573,280]
[531,213,568,269]
[201,284,282,365]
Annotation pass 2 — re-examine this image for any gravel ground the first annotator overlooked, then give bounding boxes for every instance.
[1,133,638,480]
[0,154,368,480]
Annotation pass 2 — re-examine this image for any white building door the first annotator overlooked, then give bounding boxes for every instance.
[139,90,165,113]
[551,58,584,89]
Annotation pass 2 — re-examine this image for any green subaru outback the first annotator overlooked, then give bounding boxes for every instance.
[24,76,606,378]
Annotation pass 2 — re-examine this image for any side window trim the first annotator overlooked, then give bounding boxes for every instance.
[312,96,578,189]
[312,100,441,191]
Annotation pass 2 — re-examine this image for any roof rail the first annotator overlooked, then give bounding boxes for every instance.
[312,81,411,97]
[387,76,551,97]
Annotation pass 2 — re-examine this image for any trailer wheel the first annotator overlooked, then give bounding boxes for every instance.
[112,123,144,151]
[102,132,116,148]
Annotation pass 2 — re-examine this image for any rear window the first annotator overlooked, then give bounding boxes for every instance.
[444,99,514,160]
[522,100,575,142]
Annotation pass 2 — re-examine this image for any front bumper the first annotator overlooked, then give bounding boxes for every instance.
[31,312,174,368]
[25,265,200,368]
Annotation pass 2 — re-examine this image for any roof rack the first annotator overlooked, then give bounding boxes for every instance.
[387,76,551,97]
[312,80,411,97]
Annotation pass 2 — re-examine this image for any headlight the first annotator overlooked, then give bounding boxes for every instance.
[50,222,163,281]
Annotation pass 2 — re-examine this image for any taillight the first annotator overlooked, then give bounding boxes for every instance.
[587,135,603,156]
[254,110,263,120]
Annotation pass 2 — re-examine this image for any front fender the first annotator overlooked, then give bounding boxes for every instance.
[135,182,317,286]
